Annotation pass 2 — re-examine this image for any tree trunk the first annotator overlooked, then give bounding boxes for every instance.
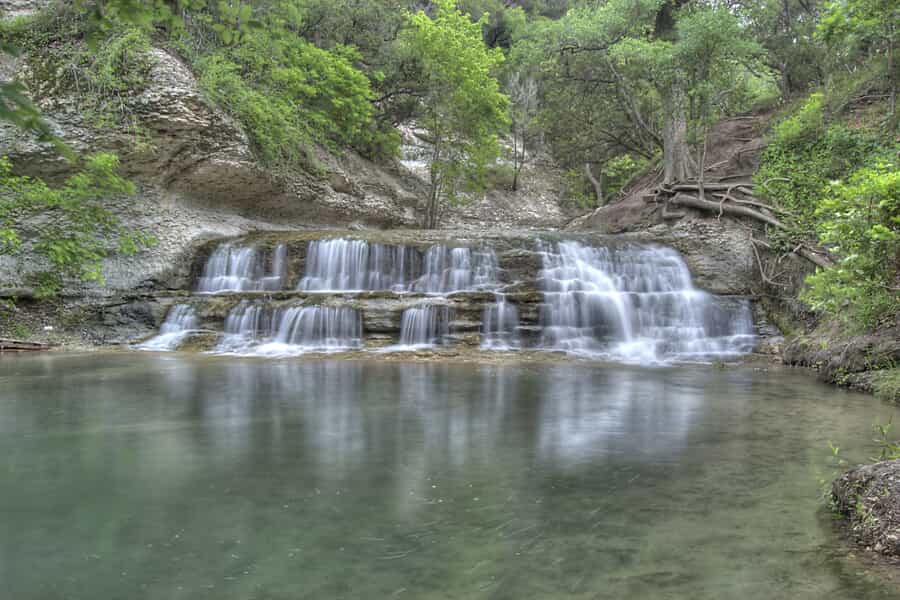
[584,162,605,206]
[889,22,896,118]
[662,75,692,184]
[512,127,521,192]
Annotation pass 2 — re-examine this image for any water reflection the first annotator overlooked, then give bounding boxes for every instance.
[1,354,899,600]
[536,368,703,468]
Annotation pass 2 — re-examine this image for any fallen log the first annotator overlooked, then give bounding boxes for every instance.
[0,339,53,352]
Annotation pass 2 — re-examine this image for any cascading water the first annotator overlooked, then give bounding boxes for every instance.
[298,239,419,292]
[537,240,755,362]
[216,301,273,353]
[146,234,758,361]
[412,246,499,294]
[297,239,500,294]
[138,304,198,351]
[269,306,363,350]
[197,243,287,293]
[397,305,451,348]
[482,294,520,350]
[216,301,362,355]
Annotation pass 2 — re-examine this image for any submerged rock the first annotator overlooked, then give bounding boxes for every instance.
[833,460,900,557]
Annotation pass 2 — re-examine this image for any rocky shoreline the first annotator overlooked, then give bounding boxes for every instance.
[833,460,900,559]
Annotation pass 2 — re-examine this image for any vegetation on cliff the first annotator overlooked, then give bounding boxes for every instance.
[758,92,899,329]
[0,153,151,297]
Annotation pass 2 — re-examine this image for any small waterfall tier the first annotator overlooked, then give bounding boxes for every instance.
[397,305,451,349]
[298,238,500,293]
[217,301,362,355]
[482,294,521,350]
[537,241,755,361]
[299,239,420,292]
[138,305,198,351]
[197,243,287,293]
[412,245,499,293]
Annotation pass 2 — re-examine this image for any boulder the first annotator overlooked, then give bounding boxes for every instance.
[833,460,900,557]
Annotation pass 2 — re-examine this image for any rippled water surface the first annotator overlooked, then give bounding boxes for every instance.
[2,353,899,599]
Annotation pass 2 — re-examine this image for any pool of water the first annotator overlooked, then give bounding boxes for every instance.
[1,352,898,599]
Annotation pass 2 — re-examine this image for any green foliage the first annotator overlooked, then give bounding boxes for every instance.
[801,163,900,325]
[178,4,380,167]
[873,369,900,403]
[733,0,827,98]
[758,91,899,327]
[400,0,509,227]
[3,8,152,132]
[872,417,900,460]
[561,155,650,209]
[510,0,762,180]
[819,0,899,120]
[485,163,517,191]
[0,153,153,297]
[604,154,649,199]
[757,94,886,232]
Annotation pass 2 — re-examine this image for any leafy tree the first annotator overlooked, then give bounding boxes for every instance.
[508,0,661,192]
[730,0,826,98]
[819,0,900,118]
[506,69,538,192]
[512,0,762,192]
[400,0,509,228]
[0,153,153,297]
[458,0,528,48]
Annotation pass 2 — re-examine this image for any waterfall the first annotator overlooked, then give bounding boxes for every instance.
[137,304,198,351]
[216,301,362,355]
[216,301,273,353]
[146,234,759,362]
[537,241,755,362]
[298,238,419,292]
[197,243,287,293]
[270,306,363,349]
[412,246,499,293]
[397,305,451,348]
[482,294,520,350]
[298,239,499,294]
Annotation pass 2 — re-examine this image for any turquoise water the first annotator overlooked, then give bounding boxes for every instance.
[1,353,898,599]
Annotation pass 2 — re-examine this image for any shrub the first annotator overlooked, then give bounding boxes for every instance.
[801,163,900,327]
[0,153,154,297]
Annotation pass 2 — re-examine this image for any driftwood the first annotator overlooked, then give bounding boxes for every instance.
[0,339,53,352]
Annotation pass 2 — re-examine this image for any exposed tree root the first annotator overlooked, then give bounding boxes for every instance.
[646,181,835,270]
[666,191,785,229]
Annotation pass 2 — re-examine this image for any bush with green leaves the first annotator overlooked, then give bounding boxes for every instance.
[2,8,152,132]
[758,92,899,327]
[0,153,153,297]
[757,94,888,239]
[195,30,377,167]
[801,163,899,326]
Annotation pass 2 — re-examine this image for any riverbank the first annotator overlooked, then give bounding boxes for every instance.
[833,460,900,560]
